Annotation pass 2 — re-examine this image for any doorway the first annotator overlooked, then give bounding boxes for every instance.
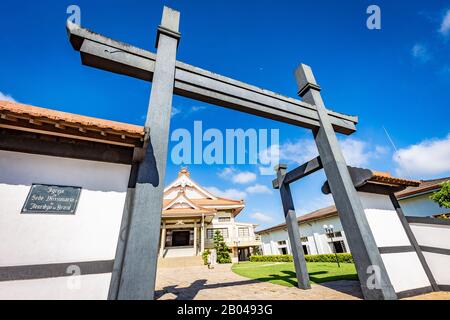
[172,231,190,246]
[238,247,250,261]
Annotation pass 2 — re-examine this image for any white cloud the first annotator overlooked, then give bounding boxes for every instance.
[233,171,257,184]
[245,184,272,194]
[439,9,450,36]
[339,138,372,167]
[0,91,16,102]
[218,167,257,184]
[205,186,246,200]
[250,212,274,223]
[411,43,431,63]
[218,167,235,179]
[260,137,387,169]
[393,134,450,178]
[191,106,206,112]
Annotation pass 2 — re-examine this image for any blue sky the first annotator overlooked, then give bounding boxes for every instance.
[1,1,449,229]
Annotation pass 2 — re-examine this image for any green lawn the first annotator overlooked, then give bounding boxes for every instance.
[231,262,358,287]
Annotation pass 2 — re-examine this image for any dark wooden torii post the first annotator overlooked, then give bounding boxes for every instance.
[66,6,395,300]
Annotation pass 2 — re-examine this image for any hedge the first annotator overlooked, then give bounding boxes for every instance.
[249,253,353,263]
[249,254,292,262]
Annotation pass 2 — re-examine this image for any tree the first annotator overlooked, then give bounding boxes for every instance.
[213,230,231,264]
[430,181,450,209]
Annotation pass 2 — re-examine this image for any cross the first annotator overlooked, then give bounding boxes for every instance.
[67,6,395,300]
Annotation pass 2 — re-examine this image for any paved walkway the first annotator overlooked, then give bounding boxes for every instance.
[155,264,450,300]
[155,264,362,300]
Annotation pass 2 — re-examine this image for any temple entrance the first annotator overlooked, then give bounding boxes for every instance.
[172,231,190,247]
[238,248,250,262]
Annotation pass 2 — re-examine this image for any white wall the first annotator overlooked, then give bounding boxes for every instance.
[259,215,348,256]
[259,192,448,296]
[0,150,130,299]
[410,222,450,287]
[358,192,431,293]
[207,211,257,243]
[399,193,448,217]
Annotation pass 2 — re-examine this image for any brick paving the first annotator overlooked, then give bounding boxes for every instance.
[155,263,450,300]
[155,264,362,300]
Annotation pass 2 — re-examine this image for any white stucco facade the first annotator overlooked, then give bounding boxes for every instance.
[399,193,448,217]
[358,192,431,293]
[0,150,130,299]
[259,214,349,256]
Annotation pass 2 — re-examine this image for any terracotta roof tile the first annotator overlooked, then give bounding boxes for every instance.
[369,171,420,187]
[0,101,144,136]
[395,177,450,198]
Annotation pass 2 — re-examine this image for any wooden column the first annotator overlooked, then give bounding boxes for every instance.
[193,222,198,256]
[160,221,166,257]
[275,164,311,290]
[200,214,205,253]
[294,64,396,300]
[116,7,180,300]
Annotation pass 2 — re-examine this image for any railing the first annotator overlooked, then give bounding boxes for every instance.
[205,236,262,245]
[227,236,262,245]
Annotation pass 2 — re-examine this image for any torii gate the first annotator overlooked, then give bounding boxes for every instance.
[66,6,396,300]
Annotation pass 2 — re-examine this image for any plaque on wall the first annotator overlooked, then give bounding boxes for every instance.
[21,184,82,215]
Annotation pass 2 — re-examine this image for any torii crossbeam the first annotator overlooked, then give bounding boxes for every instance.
[67,6,396,300]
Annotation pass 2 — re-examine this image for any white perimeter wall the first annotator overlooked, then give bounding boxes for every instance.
[0,150,131,299]
[399,193,448,217]
[259,215,349,256]
[410,223,450,287]
[358,192,431,294]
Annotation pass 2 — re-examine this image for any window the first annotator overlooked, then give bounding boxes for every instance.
[300,236,308,243]
[326,231,342,238]
[302,245,309,255]
[277,240,287,246]
[218,217,231,222]
[207,228,229,239]
[238,227,249,237]
[332,241,346,253]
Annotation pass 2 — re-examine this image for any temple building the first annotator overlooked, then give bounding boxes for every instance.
[161,168,261,262]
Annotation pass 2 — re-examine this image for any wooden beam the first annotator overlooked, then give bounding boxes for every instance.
[0,116,141,147]
[0,128,134,164]
[67,22,358,135]
[275,164,311,290]
[272,156,323,189]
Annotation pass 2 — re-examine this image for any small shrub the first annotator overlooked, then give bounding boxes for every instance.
[249,253,353,263]
[202,249,210,265]
[218,257,232,264]
[214,230,231,264]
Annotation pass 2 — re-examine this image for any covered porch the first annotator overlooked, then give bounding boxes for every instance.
[159,212,214,258]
